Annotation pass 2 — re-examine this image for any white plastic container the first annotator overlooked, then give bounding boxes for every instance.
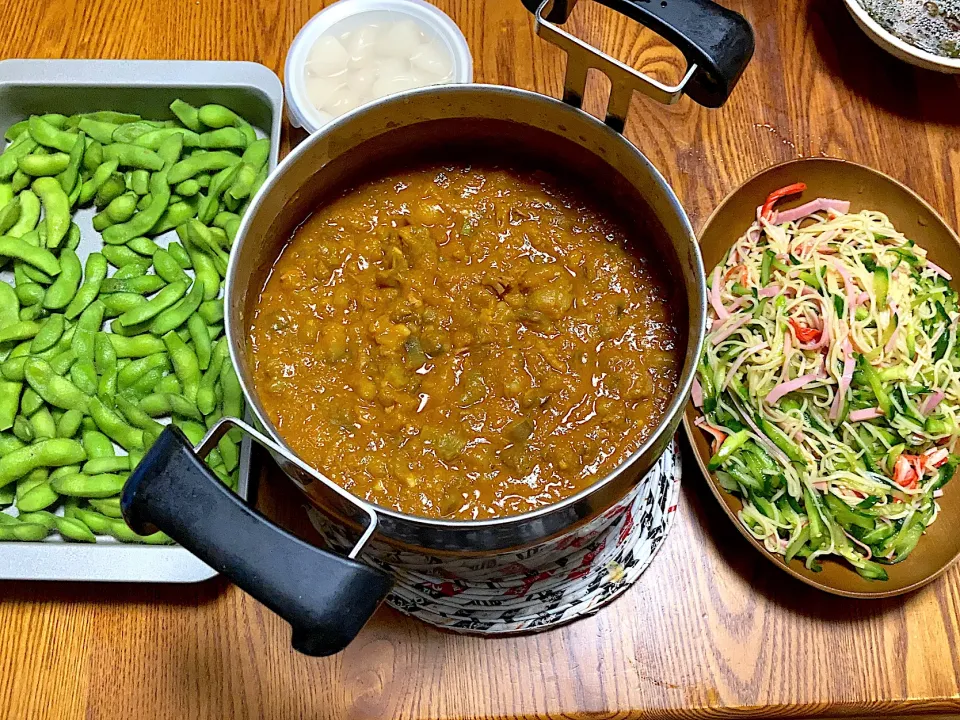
[285,0,473,133]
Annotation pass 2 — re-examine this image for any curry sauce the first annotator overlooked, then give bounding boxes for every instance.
[249,162,681,519]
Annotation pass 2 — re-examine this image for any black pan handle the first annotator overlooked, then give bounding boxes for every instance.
[121,424,393,657]
[524,0,754,118]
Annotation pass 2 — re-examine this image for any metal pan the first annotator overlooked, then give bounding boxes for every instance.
[684,157,960,598]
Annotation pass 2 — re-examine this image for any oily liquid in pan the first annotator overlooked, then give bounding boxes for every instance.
[248,159,682,520]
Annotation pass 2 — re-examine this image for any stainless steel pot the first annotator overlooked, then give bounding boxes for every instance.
[121,0,753,656]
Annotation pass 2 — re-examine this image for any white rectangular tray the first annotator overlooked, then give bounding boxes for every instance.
[0,59,283,582]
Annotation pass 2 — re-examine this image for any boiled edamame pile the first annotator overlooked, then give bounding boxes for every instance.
[0,101,267,543]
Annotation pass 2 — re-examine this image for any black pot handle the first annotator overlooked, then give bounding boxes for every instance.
[524,0,754,127]
[121,421,393,657]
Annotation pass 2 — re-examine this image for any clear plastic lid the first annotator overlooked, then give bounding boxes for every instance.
[284,0,474,133]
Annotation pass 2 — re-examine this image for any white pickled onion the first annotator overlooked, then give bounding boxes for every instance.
[710,266,728,320]
[758,285,781,298]
[849,407,883,422]
[926,260,953,281]
[765,372,820,405]
[711,314,751,345]
[691,377,703,407]
[922,391,945,415]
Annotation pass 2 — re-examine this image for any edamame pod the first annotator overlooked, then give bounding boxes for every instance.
[18,152,71,176]
[7,189,40,238]
[133,127,200,150]
[27,115,77,153]
[82,141,103,172]
[138,392,202,421]
[78,158,120,206]
[101,245,150,269]
[149,279,204,334]
[152,248,190,284]
[188,313,212,370]
[72,300,104,364]
[0,235,60,276]
[83,456,129,474]
[102,143,164,171]
[31,176,71,248]
[118,279,189,328]
[127,236,159,256]
[0,320,41,344]
[0,196,22,234]
[0,523,49,541]
[50,472,126,498]
[109,333,166,358]
[114,395,163,434]
[64,252,107,320]
[42,248,82,309]
[199,127,247,150]
[23,358,90,412]
[197,104,241,129]
[56,132,86,194]
[167,151,240,184]
[82,430,115,459]
[87,496,124,519]
[77,118,119,145]
[149,197,200,235]
[163,330,200,401]
[0,136,39,181]
[101,167,171,244]
[170,99,203,132]
[100,274,166,295]
[88,397,143,451]
[56,409,84,438]
[100,292,147,318]
[16,480,58,512]
[94,172,126,209]
[29,407,56,440]
[30,313,65,353]
[0,437,86,489]
[56,515,96,542]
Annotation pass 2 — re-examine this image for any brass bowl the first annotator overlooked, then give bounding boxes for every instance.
[683,157,960,598]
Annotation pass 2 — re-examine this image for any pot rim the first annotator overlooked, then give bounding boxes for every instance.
[226,83,706,531]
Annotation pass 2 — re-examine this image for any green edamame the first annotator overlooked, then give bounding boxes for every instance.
[83,140,103,172]
[167,150,240,184]
[166,242,192,269]
[138,392,202,421]
[29,407,56,440]
[152,248,190,284]
[41,248,81,309]
[133,127,200,150]
[82,430,115,459]
[88,397,143,451]
[149,197,200,235]
[101,167,171,245]
[100,292,147,319]
[0,523,49,541]
[57,132,85,194]
[18,152,71,177]
[102,143,164,171]
[0,196,22,234]
[163,330,200,401]
[0,136,39,181]
[78,158,119,205]
[94,172,126,209]
[56,409,84,438]
[199,127,247,150]
[72,300,104,364]
[83,456,129,474]
[31,176,71,248]
[64,252,107,320]
[7,189,40,238]
[188,313,212,370]
[101,245,149,269]
[13,415,33,442]
[87,496,123,519]
[77,118,118,145]
[100,274,166,295]
[170,99,203,132]
[114,395,163,434]
[197,299,224,325]
[50,472,126,498]
[27,115,77,153]
[197,104,241,129]
[16,480,58,512]
[174,178,200,197]
[30,313,65,353]
[0,320,41,344]
[0,237,60,278]
[126,236,159,256]
[94,331,118,398]
[109,333,166,358]
[16,510,58,530]
[23,358,90,412]
[118,279,189,329]
[56,515,97,542]
[153,373,181,395]
[104,191,138,225]
[149,279,204,335]
[0,437,86,489]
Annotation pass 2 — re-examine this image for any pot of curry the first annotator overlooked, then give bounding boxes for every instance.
[121,0,754,656]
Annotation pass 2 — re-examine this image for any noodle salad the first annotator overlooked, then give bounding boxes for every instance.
[694,183,960,580]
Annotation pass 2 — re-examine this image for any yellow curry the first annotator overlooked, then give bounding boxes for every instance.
[249,161,681,519]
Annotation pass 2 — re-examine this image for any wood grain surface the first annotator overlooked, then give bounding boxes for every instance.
[2,1,960,718]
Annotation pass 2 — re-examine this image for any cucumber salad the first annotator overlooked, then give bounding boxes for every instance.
[693,184,960,580]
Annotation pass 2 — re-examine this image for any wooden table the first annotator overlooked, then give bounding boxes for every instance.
[2,0,960,718]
